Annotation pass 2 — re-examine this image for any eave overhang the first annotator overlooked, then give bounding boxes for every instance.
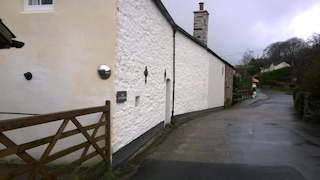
[0,19,24,49]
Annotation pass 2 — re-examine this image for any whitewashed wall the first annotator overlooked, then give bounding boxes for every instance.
[175,31,209,115]
[0,0,228,164]
[113,0,173,153]
[175,31,225,115]
[275,62,291,70]
[208,56,226,108]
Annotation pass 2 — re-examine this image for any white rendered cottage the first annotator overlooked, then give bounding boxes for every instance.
[0,0,233,168]
[261,61,291,73]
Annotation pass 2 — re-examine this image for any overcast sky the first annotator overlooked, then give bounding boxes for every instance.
[161,0,320,65]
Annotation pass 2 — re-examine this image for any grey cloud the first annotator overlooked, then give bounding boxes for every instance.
[162,0,319,65]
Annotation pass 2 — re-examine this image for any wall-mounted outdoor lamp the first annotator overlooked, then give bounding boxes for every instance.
[24,72,32,80]
[144,66,148,84]
[97,65,111,80]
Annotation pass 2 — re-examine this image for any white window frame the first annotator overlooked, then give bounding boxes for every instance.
[24,0,54,11]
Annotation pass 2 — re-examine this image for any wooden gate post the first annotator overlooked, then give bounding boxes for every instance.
[105,101,111,169]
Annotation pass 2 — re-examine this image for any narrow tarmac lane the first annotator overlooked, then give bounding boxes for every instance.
[130,89,320,180]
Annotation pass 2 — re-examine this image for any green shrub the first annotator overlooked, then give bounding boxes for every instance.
[260,67,293,85]
[233,75,252,90]
[293,86,302,107]
[300,59,320,93]
[276,81,286,88]
[289,83,296,88]
[225,98,232,108]
[233,75,240,91]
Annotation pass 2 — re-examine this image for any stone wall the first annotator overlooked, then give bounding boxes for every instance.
[193,10,209,45]
[298,92,320,123]
[0,0,231,167]
[174,31,209,115]
[225,65,233,107]
[174,31,226,115]
[114,0,173,153]
[114,0,227,155]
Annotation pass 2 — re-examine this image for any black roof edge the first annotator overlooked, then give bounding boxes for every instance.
[0,19,16,38]
[152,0,234,69]
[152,0,177,29]
[207,48,234,69]
[11,40,25,48]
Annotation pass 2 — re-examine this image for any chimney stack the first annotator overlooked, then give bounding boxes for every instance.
[193,2,209,45]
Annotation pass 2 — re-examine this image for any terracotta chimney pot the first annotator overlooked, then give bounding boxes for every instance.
[199,2,204,10]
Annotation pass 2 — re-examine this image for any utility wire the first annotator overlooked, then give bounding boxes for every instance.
[221,49,264,57]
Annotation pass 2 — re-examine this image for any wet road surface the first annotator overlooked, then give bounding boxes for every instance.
[130,89,320,180]
[228,89,320,180]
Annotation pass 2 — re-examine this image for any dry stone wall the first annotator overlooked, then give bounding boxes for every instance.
[225,65,233,107]
[298,92,320,123]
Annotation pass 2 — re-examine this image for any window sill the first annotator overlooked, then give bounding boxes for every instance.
[24,5,54,12]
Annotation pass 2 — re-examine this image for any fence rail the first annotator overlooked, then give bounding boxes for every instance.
[0,101,111,180]
[233,89,253,102]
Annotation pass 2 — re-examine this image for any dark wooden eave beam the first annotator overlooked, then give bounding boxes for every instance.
[0,19,24,49]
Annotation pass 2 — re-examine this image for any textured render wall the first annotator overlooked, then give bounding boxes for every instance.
[174,31,209,115]
[0,0,117,118]
[207,54,226,108]
[0,0,117,164]
[114,0,173,153]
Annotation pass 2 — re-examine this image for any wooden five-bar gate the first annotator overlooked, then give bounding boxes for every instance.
[0,101,111,179]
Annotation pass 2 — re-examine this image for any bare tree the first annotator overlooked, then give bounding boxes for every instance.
[240,49,254,65]
[263,37,306,59]
[307,33,320,48]
[282,37,307,58]
[263,41,285,59]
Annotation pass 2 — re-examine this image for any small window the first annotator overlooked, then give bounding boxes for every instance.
[135,96,140,107]
[25,0,54,11]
